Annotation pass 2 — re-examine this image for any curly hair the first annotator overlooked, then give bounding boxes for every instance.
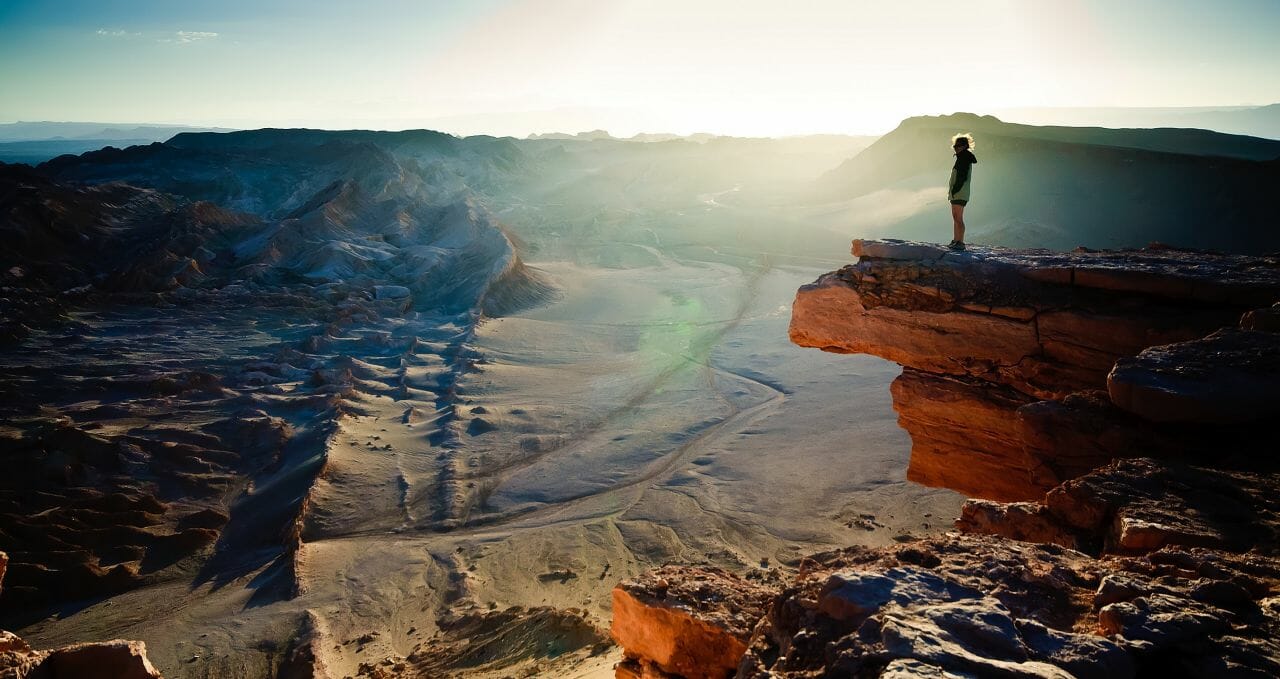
[951,133,975,150]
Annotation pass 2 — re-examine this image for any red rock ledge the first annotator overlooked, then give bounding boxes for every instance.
[612,566,776,679]
[789,239,1280,500]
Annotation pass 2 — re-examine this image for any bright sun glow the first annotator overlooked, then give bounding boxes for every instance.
[1,0,1278,135]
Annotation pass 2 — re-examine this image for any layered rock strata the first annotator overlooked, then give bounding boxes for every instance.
[789,239,1280,500]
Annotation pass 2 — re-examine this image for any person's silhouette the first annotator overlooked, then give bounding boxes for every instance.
[947,133,977,251]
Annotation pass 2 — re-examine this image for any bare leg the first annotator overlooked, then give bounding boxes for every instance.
[951,204,966,244]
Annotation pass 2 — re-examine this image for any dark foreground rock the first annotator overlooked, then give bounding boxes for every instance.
[613,535,1280,679]
[1108,326,1280,424]
[958,457,1280,556]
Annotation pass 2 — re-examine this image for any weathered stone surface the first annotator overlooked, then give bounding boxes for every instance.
[874,600,1075,679]
[1108,327,1280,423]
[816,566,983,622]
[0,631,30,656]
[611,566,776,679]
[1014,392,1167,486]
[736,535,1112,678]
[1015,619,1134,679]
[1098,592,1229,645]
[852,238,950,261]
[0,630,41,679]
[956,500,1081,550]
[877,658,973,678]
[961,457,1280,557]
[616,529,1280,678]
[805,241,1275,396]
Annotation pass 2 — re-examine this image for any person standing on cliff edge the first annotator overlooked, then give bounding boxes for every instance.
[947,133,977,251]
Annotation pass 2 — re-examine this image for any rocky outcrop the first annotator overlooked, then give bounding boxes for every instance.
[958,457,1280,555]
[745,535,1280,678]
[789,239,1280,500]
[610,240,1280,678]
[611,567,777,679]
[609,532,1280,676]
[0,633,163,679]
[612,534,1280,678]
[1108,326,1280,423]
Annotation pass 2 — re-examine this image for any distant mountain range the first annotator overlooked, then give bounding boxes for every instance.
[8,128,551,317]
[526,130,724,143]
[0,121,237,142]
[994,104,1280,141]
[0,121,240,165]
[814,113,1280,253]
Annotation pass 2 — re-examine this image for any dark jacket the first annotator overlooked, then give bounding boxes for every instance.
[948,149,977,201]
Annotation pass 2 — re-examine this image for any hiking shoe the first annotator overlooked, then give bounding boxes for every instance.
[948,240,966,251]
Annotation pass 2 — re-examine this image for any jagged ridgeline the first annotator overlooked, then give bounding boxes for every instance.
[23,128,553,316]
[815,113,1280,254]
[0,130,553,631]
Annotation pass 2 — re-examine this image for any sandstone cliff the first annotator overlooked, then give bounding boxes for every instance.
[610,240,1280,678]
[790,239,1280,501]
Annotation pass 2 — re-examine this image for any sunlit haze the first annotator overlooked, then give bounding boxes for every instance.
[2,0,1279,136]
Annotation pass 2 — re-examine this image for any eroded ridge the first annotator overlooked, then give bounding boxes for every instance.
[0,139,552,669]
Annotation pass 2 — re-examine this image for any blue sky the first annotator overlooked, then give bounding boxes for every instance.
[2,0,1278,136]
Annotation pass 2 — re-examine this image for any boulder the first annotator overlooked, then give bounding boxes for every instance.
[1108,327,1280,424]
[611,566,775,679]
[959,457,1279,557]
[956,500,1081,550]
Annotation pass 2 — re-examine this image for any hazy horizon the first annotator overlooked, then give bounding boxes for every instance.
[3,102,1278,143]
[3,0,1279,138]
